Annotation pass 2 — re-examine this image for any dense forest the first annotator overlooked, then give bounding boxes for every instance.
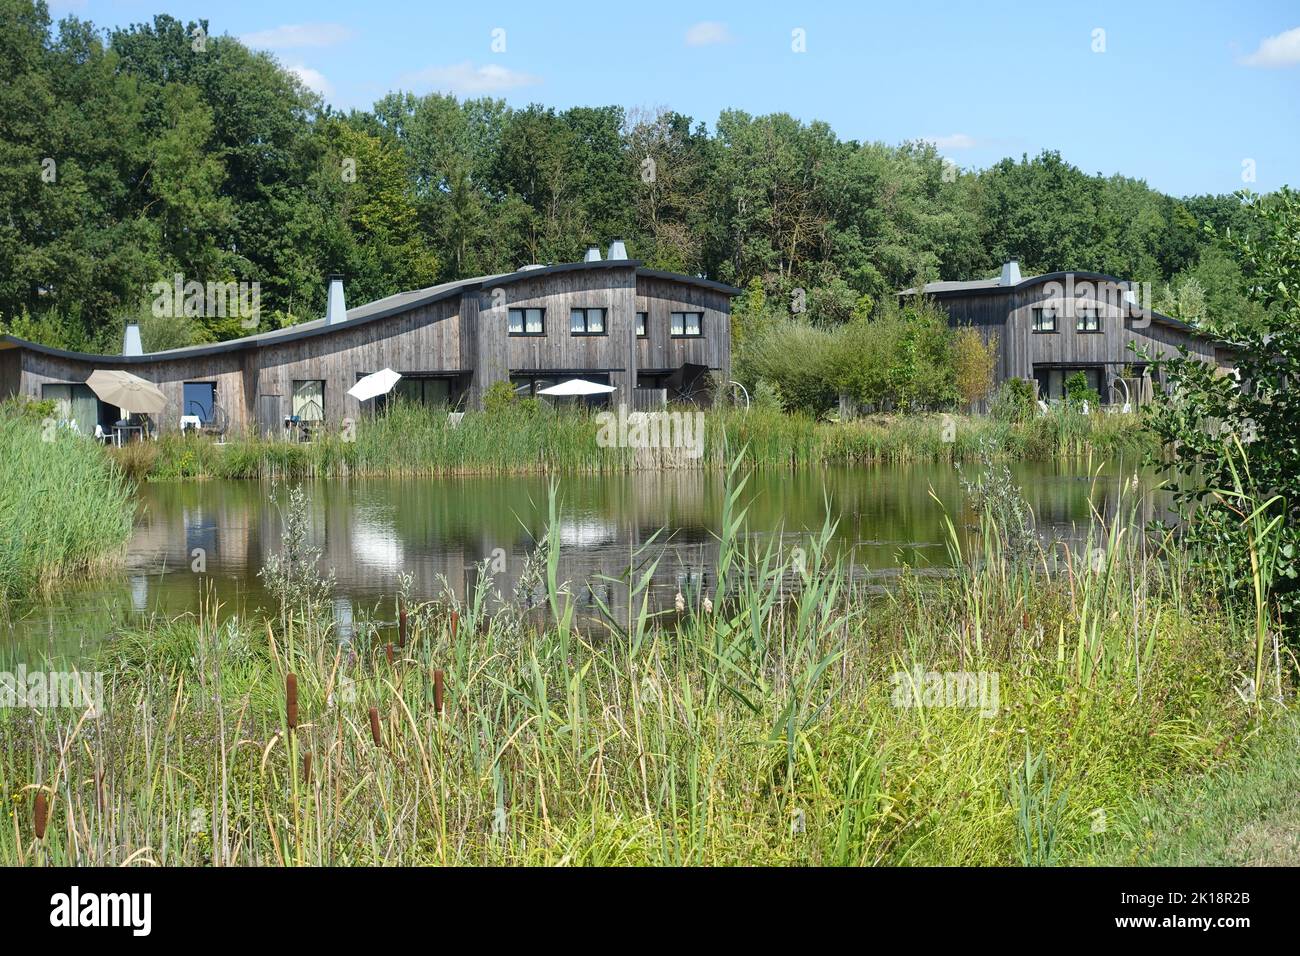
[0,0,1270,355]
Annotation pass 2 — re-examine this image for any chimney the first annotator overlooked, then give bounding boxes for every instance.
[606,239,628,261]
[326,274,347,325]
[1000,259,1021,286]
[122,322,142,356]
[584,245,602,262]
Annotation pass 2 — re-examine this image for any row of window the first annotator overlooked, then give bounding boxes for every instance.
[1032,306,1102,333]
[508,307,704,338]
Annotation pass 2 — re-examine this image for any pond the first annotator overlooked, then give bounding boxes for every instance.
[4,458,1165,665]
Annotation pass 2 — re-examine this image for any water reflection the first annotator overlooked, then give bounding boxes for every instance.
[4,459,1164,664]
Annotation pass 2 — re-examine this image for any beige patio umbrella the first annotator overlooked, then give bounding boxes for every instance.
[86,369,167,415]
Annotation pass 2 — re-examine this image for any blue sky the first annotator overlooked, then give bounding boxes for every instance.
[49,0,1299,196]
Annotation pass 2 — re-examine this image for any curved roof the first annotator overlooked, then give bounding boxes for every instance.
[899,270,1206,338]
[0,260,742,364]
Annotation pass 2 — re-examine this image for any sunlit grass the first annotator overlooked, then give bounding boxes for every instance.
[111,402,1156,481]
[1,453,1277,867]
[0,413,134,601]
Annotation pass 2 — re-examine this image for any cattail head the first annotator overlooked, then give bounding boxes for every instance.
[286,672,299,730]
[369,706,382,747]
[385,643,395,665]
[399,607,408,648]
[450,610,459,638]
[433,669,445,717]
[33,791,48,840]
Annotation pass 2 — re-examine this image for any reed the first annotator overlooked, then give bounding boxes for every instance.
[0,413,135,600]
[113,402,1155,482]
[0,454,1276,867]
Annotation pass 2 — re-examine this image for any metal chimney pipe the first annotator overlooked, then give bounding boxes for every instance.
[606,239,628,261]
[326,274,347,324]
[122,322,142,356]
[584,246,602,262]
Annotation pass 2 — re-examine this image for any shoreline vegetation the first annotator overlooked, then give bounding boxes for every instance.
[0,413,134,603]
[2,461,1289,866]
[106,401,1157,482]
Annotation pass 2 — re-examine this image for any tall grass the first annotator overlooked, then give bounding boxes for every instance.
[112,402,1155,482]
[0,414,134,601]
[1,453,1275,867]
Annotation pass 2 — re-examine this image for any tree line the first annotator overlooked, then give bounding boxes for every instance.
[0,1,1269,354]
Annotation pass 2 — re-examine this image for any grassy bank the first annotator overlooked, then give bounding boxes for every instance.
[0,412,135,601]
[110,402,1156,481]
[1092,710,1300,866]
[2,464,1282,866]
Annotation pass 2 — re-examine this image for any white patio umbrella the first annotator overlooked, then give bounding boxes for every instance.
[348,368,402,401]
[536,378,617,397]
[86,369,166,415]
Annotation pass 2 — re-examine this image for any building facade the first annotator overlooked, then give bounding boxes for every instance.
[0,249,738,435]
[903,261,1234,403]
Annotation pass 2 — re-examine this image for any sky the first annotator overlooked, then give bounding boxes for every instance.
[46,0,1300,197]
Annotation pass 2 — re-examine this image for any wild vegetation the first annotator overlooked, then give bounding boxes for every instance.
[0,402,134,601]
[0,0,1269,354]
[102,400,1155,482]
[2,457,1286,866]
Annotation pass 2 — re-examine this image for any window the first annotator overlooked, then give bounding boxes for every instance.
[1076,304,1100,332]
[636,311,647,338]
[183,382,216,422]
[508,307,545,336]
[570,307,606,335]
[292,380,324,421]
[671,311,703,337]
[1032,307,1057,333]
[42,382,100,435]
[387,376,452,409]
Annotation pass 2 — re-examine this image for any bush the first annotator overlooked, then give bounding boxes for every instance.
[991,378,1037,423]
[1064,371,1100,408]
[483,380,518,416]
[735,319,839,415]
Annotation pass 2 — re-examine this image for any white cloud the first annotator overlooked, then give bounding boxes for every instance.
[1240,26,1300,67]
[685,21,733,47]
[925,133,978,150]
[287,65,332,98]
[399,62,541,95]
[240,23,353,50]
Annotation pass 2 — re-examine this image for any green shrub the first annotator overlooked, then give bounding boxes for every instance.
[991,378,1037,423]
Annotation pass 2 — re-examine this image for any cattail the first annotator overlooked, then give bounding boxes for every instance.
[399,606,408,648]
[433,669,445,717]
[369,706,382,747]
[33,791,48,840]
[385,643,395,665]
[449,610,460,639]
[303,750,313,785]
[286,672,298,731]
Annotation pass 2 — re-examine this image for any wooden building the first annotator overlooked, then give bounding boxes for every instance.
[902,261,1234,403]
[0,247,739,435]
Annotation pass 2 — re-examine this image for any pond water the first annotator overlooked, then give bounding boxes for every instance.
[4,458,1165,665]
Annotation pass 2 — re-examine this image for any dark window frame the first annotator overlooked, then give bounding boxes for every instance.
[1032,307,1057,334]
[636,311,648,338]
[1075,304,1102,333]
[508,307,546,336]
[670,311,704,338]
[569,307,607,336]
